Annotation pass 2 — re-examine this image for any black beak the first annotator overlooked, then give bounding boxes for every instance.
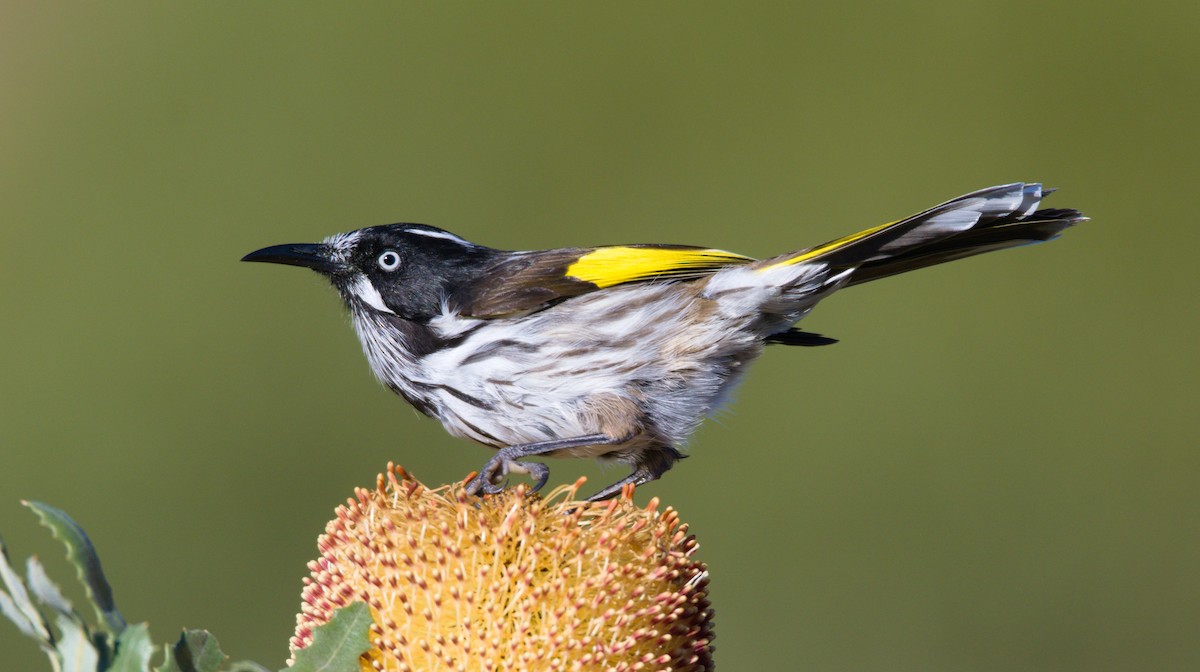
[241,243,343,274]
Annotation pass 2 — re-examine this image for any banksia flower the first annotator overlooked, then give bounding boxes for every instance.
[293,463,715,671]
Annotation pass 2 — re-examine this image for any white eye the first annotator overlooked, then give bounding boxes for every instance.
[377,250,401,271]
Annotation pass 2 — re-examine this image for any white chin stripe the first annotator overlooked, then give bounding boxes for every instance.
[349,277,395,314]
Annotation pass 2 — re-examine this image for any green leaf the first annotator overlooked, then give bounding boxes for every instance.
[26,556,75,617]
[23,500,126,634]
[285,602,372,672]
[0,536,50,641]
[109,622,154,672]
[156,629,228,672]
[226,662,272,672]
[0,586,48,642]
[56,613,100,672]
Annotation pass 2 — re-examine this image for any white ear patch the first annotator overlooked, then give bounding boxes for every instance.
[429,302,482,338]
[348,276,395,314]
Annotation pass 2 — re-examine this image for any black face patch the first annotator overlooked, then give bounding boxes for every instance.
[336,224,502,322]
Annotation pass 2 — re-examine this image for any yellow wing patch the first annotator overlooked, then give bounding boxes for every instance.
[566,246,755,288]
[759,220,897,272]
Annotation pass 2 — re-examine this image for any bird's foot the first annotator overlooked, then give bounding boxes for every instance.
[465,452,550,496]
[463,434,615,498]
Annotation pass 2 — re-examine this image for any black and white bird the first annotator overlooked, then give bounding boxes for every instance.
[243,183,1083,500]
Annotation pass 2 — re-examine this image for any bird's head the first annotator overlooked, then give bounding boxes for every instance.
[242,224,498,321]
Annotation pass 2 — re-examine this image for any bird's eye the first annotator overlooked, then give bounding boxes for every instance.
[377,250,401,271]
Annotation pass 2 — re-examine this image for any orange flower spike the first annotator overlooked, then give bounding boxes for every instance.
[292,466,714,671]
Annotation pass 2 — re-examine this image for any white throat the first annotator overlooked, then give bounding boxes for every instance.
[349,308,420,392]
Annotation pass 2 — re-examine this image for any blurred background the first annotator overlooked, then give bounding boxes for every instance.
[2,3,1197,670]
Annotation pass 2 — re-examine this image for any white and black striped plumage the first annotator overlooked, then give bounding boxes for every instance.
[243,183,1084,500]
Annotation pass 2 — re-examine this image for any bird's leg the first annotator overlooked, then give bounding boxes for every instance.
[584,465,657,502]
[466,434,618,496]
[586,446,683,502]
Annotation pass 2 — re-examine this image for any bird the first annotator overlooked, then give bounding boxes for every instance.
[243,182,1084,501]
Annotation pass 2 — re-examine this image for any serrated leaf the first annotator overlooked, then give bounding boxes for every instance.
[109,622,154,672]
[285,602,372,672]
[155,629,228,672]
[23,500,126,634]
[27,556,76,617]
[57,613,100,672]
[0,536,50,641]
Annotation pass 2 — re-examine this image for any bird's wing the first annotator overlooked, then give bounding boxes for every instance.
[456,244,756,318]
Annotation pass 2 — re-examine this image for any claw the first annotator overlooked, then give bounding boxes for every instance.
[467,453,550,496]
[464,474,484,496]
[520,461,550,493]
[465,471,505,496]
[465,434,618,498]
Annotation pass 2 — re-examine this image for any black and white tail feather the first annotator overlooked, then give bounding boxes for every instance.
[243,182,1085,500]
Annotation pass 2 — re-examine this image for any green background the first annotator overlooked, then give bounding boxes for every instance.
[3,3,1197,670]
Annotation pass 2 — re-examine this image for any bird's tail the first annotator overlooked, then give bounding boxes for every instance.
[758,183,1086,286]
